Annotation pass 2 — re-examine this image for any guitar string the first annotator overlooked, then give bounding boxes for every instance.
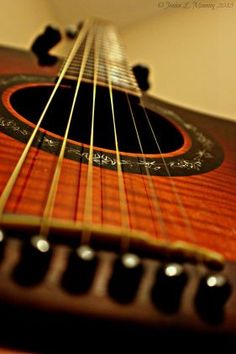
[0,19,194,252]
[126,94,167,240]
[81,24,103,245]
[140,99,194,241]
[102,23,168,251]
[103,24,131,252]
[115,16,194,246]
[112,28,169,245]
[39,24,97,238]
[0,18,93,223]
[82,22,167,249]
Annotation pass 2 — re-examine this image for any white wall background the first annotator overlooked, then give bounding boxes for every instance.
[0,0,58,48]
[121,6,236,121]
[0,0,235,121]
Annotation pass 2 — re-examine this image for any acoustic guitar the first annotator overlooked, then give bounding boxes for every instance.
[0,18,236,351]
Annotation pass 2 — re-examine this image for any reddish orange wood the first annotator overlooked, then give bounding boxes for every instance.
[0,46,236,261]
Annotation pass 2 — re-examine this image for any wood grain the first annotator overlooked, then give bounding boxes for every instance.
[0,46,236,261]
[0,46,236,352]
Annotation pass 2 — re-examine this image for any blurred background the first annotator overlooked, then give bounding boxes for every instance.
[0,0,235,121]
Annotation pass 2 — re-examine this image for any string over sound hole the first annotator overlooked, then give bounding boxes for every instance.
[10,83,184,154]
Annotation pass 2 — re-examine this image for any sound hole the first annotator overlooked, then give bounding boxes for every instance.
[10,83,184,154]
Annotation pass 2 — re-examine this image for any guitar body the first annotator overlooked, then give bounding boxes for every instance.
[0,44,236,351]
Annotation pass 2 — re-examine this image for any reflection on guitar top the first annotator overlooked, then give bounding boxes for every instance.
[0,18,236,351]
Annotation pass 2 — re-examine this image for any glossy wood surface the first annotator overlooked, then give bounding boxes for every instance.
[0,46,236,351]
[0,46,236,261]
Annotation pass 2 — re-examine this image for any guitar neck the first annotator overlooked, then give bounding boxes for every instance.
[59,19,141,96]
